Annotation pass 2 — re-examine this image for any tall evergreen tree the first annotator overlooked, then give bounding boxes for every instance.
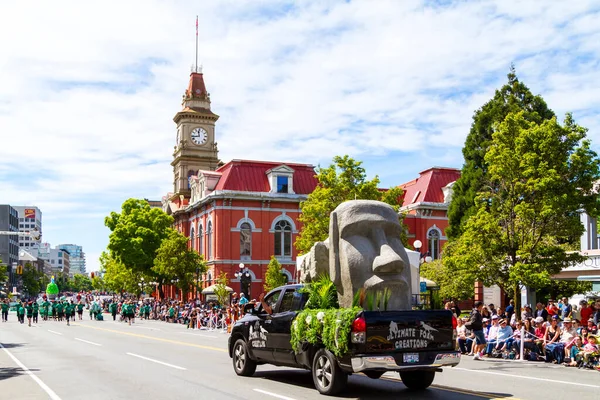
[447,66,555,238]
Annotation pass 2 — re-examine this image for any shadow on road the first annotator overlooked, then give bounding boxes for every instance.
[0,366,40,381]
[0,342,26,349]
[254,369,516,399]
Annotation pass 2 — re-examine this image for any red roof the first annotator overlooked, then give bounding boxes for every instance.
[185,72,209,100]
[213,160,317,194]
[400,167,460,207]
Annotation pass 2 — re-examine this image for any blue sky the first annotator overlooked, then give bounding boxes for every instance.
[1,0,600,272]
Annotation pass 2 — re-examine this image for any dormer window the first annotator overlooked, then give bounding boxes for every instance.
[266,165,295,194]
[277,176,289,193]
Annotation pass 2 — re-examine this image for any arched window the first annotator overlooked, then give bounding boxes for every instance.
[427,228,441,260]
[274,220,292,257]
[207,221,213,260]
[240,222,252,257]
[190,226,195,250]
[198,224,203,256]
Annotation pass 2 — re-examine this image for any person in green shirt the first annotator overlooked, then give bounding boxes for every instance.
[65,301,74,326]
[77,301,84,320]
[33,302,39,324]
[26,302,33,327]
[17,302,25,324]
[42,300,50,321]
[168,306,175,323]
[1,299,9,322]
[55,301,64,321]
[143,304,151,320]
[109,302,118,321]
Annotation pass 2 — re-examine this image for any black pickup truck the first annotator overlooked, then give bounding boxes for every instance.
[228,284,460,395]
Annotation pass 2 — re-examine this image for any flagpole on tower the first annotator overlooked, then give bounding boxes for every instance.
[195,15,199,73]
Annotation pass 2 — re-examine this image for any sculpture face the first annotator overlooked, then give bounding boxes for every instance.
[330,200,412,310]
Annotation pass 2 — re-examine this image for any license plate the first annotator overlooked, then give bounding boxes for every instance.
[403,353,419,363]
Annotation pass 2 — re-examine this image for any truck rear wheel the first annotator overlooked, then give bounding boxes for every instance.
[232,339,257,376]
[399,370,435,390]
[312,348,347,395]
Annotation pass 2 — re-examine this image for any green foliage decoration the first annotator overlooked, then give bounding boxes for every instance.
[213,272,230,306]
[46,277,59,296]
[300,275,339,310]
[291,307,363,357]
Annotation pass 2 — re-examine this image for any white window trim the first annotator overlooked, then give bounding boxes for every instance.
[269,214,298,233]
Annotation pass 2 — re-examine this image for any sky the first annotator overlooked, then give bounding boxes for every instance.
[1,0,600,273]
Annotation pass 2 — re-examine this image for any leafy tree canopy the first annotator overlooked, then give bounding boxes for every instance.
[264,256,288,292]
[153,228,207,298]
[105,198,174,274]
[296,155,406,254]
[100,251,143,294]
[447,66,556,239]
[443,111,600,310]
[21,263,47,297]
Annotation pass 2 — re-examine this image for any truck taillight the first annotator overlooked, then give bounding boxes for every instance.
[351,316,366,344]
[452,315,457,329]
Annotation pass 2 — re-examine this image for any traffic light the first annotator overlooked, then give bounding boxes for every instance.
[16,265,23,275]
[91,272,95,279]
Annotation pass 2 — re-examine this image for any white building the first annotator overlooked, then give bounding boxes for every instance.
[12,206,42,249]
[28,243,70,276]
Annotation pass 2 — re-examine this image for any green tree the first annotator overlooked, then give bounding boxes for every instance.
[296,155,406,254]
[105,198,173,274]
[0,257,7,292]
[153,228,207,299]
[69,274,93,292]
[100,251,140,294]
[213,272,230,306]
[21,262,45,297]
[445,111,600,315]
[447,66,555,239]
[420,256,476,301]
[264,256,287,292]
[91,275,105,291]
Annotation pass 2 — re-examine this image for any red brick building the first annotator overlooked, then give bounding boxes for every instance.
[162,71,317,300]
[400,167,461,260]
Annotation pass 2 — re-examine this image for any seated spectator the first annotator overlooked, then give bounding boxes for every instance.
[484,316,500,355]
[521,304,533,321]
[566,336,584,366]
[560,318,578,358]
[587,319,598,335]
[544,316,564,363]
[456,317,470,354]
[495,319,513,352]
[580,300,593,326]
[580,335,599,368]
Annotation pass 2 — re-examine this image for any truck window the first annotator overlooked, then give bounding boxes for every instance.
[263,290,281,313]
[292,291,309,311]
[278,289,295,313]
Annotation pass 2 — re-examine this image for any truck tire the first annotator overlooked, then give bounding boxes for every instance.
[364,371,384,379]
[312,348,348,396]
[399,370,435,390]
[232,339,257,377]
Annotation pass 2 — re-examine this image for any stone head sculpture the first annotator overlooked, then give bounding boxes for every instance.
[328,200,412,310]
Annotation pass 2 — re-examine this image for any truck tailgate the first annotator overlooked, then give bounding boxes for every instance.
[360,310,455,354]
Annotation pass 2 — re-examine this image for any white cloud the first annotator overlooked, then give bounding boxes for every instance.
[1,0,599,271]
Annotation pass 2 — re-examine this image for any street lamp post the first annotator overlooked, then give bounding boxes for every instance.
[234,263,252,300]
[195,267,200,300]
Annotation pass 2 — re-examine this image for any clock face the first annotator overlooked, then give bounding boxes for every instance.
[190,127,208,145]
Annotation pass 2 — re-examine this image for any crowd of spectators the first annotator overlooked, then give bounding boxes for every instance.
[456,297,600,370]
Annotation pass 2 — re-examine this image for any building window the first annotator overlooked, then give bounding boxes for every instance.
[190,227,195,250]
[199,224,203,255]
[207,221,213,260]
[187,169,195,189]
[274,220,292,257]
[58,259,62,264]
[277,176,289,193]
[427,228,441,260]
[58,252,62,257]
[240,222,252,257]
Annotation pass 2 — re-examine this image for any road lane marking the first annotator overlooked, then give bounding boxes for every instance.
[73,324,227,353]
[131,326,161,331]
[253,388,297,400]
[47,330,63,335]
[126,352,187,370]
[179,332,218,338]
[74,338,101,346]
[381,376,514,399]
[0,342,62,400]
[453,367,600,389]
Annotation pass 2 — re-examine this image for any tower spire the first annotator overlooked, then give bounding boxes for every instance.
[195,15,199,73]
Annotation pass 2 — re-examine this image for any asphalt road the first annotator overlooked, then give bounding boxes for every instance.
[1,312,599,400]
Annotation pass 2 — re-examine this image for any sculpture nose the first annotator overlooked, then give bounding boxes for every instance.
[373,244,405,274]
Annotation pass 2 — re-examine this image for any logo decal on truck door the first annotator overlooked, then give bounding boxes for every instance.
[249,321,268,348]
[387,321,435,349]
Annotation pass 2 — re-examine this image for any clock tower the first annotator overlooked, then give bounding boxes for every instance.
[171,71,220,199]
